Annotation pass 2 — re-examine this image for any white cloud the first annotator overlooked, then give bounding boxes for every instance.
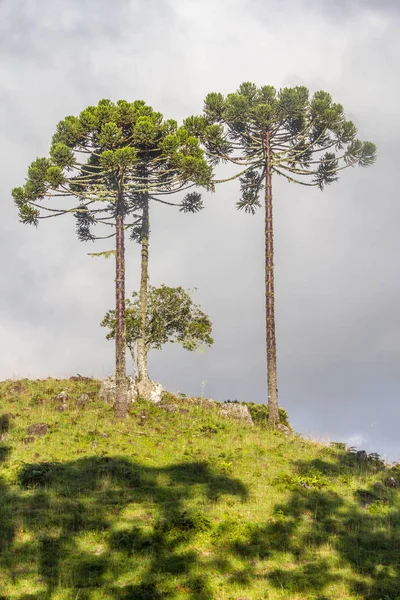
[346,434,366,449]
[1,0,399,457]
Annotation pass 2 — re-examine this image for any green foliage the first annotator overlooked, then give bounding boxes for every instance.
[179,191,204,213]
[26,157,51,200]
[17,202,40,226]
[51,114,85,146]
[97,121,124,148]
[274,469,330,491]
[13,98,214,237]
[102,284,213,357]
[200,81,376,208]
[99,146,137,171]
[237,170,263,214]
[45,166,65,187]
[49,142,75,168]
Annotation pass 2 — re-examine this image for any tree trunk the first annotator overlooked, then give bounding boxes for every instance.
[265,131,280,428]
[137,196,150,382]
[129,343,138,378]
[114,203,128,419]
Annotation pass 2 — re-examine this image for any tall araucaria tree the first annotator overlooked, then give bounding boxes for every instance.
[12,99,213,418]
[81,105,218,401]
[189,83,376,428]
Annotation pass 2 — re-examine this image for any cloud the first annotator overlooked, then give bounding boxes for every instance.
[1,0,399,458]
[345,434,366,449]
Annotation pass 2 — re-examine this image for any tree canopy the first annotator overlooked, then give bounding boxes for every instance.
[101,284,213,374]
[12,98,214,235]
[186,83,376,211]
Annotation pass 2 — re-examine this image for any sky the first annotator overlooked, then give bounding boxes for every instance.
[1,0,399,459]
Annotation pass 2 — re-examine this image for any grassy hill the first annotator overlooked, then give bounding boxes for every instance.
[0,378,399,600]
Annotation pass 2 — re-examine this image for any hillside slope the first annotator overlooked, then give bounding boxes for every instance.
[0,378,399,600]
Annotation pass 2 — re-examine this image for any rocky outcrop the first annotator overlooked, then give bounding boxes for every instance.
[76,393,90,407]
[136,379,163,404]
[181,397,217,408]
[219,402,254,425]
[98,376,137,405]
[27,423,48,436]
[54,391,69,412]
[276,423,292,436]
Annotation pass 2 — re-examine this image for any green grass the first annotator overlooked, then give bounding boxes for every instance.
[0,377,399,599]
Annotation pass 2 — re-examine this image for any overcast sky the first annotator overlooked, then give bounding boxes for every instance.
[1,0,399,459]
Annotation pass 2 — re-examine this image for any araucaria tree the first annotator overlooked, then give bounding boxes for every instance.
[12,99,212,418]
[197,83,376,427]
[101,284,213,375]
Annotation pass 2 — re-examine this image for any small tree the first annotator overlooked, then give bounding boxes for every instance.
[190,83,376,427]
[101,284,213,374]
[12,99,213,418]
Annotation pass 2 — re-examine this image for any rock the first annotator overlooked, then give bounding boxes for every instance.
[27,423,48,436]
[54,391,69,411]
[9,383,26,394]
[219,403,254,425]
[384,476,398,488]
[136,379,163,404]
[0,433,8,442]
[182,397,217,407]
[56,391,69,402]
[98,376,136,405]
[76,393,90,407]
[158,404,179,413]
[277,424,292,436]
[24,436,35,444]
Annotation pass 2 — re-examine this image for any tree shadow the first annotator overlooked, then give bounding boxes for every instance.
[223,449,400,599]
[1,455,248,599]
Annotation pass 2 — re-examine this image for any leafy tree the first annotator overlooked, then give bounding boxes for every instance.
[12,99,213,417]
[101,284,214,376]
[189,83,376,427]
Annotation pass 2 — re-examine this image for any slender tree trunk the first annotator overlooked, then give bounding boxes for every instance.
[129,343,138,378]
[114,192,128,419]
[137,196,150,382]
[265,131,280,428]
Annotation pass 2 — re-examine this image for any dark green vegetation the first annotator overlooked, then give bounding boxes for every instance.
[1,379,399,599]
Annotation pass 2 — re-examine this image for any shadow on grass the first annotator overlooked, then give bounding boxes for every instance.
[3,432,400,599]
[225,451,400,600]
[0,455,247,599]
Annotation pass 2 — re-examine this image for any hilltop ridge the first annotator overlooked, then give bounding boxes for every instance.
[0,377,399,599]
